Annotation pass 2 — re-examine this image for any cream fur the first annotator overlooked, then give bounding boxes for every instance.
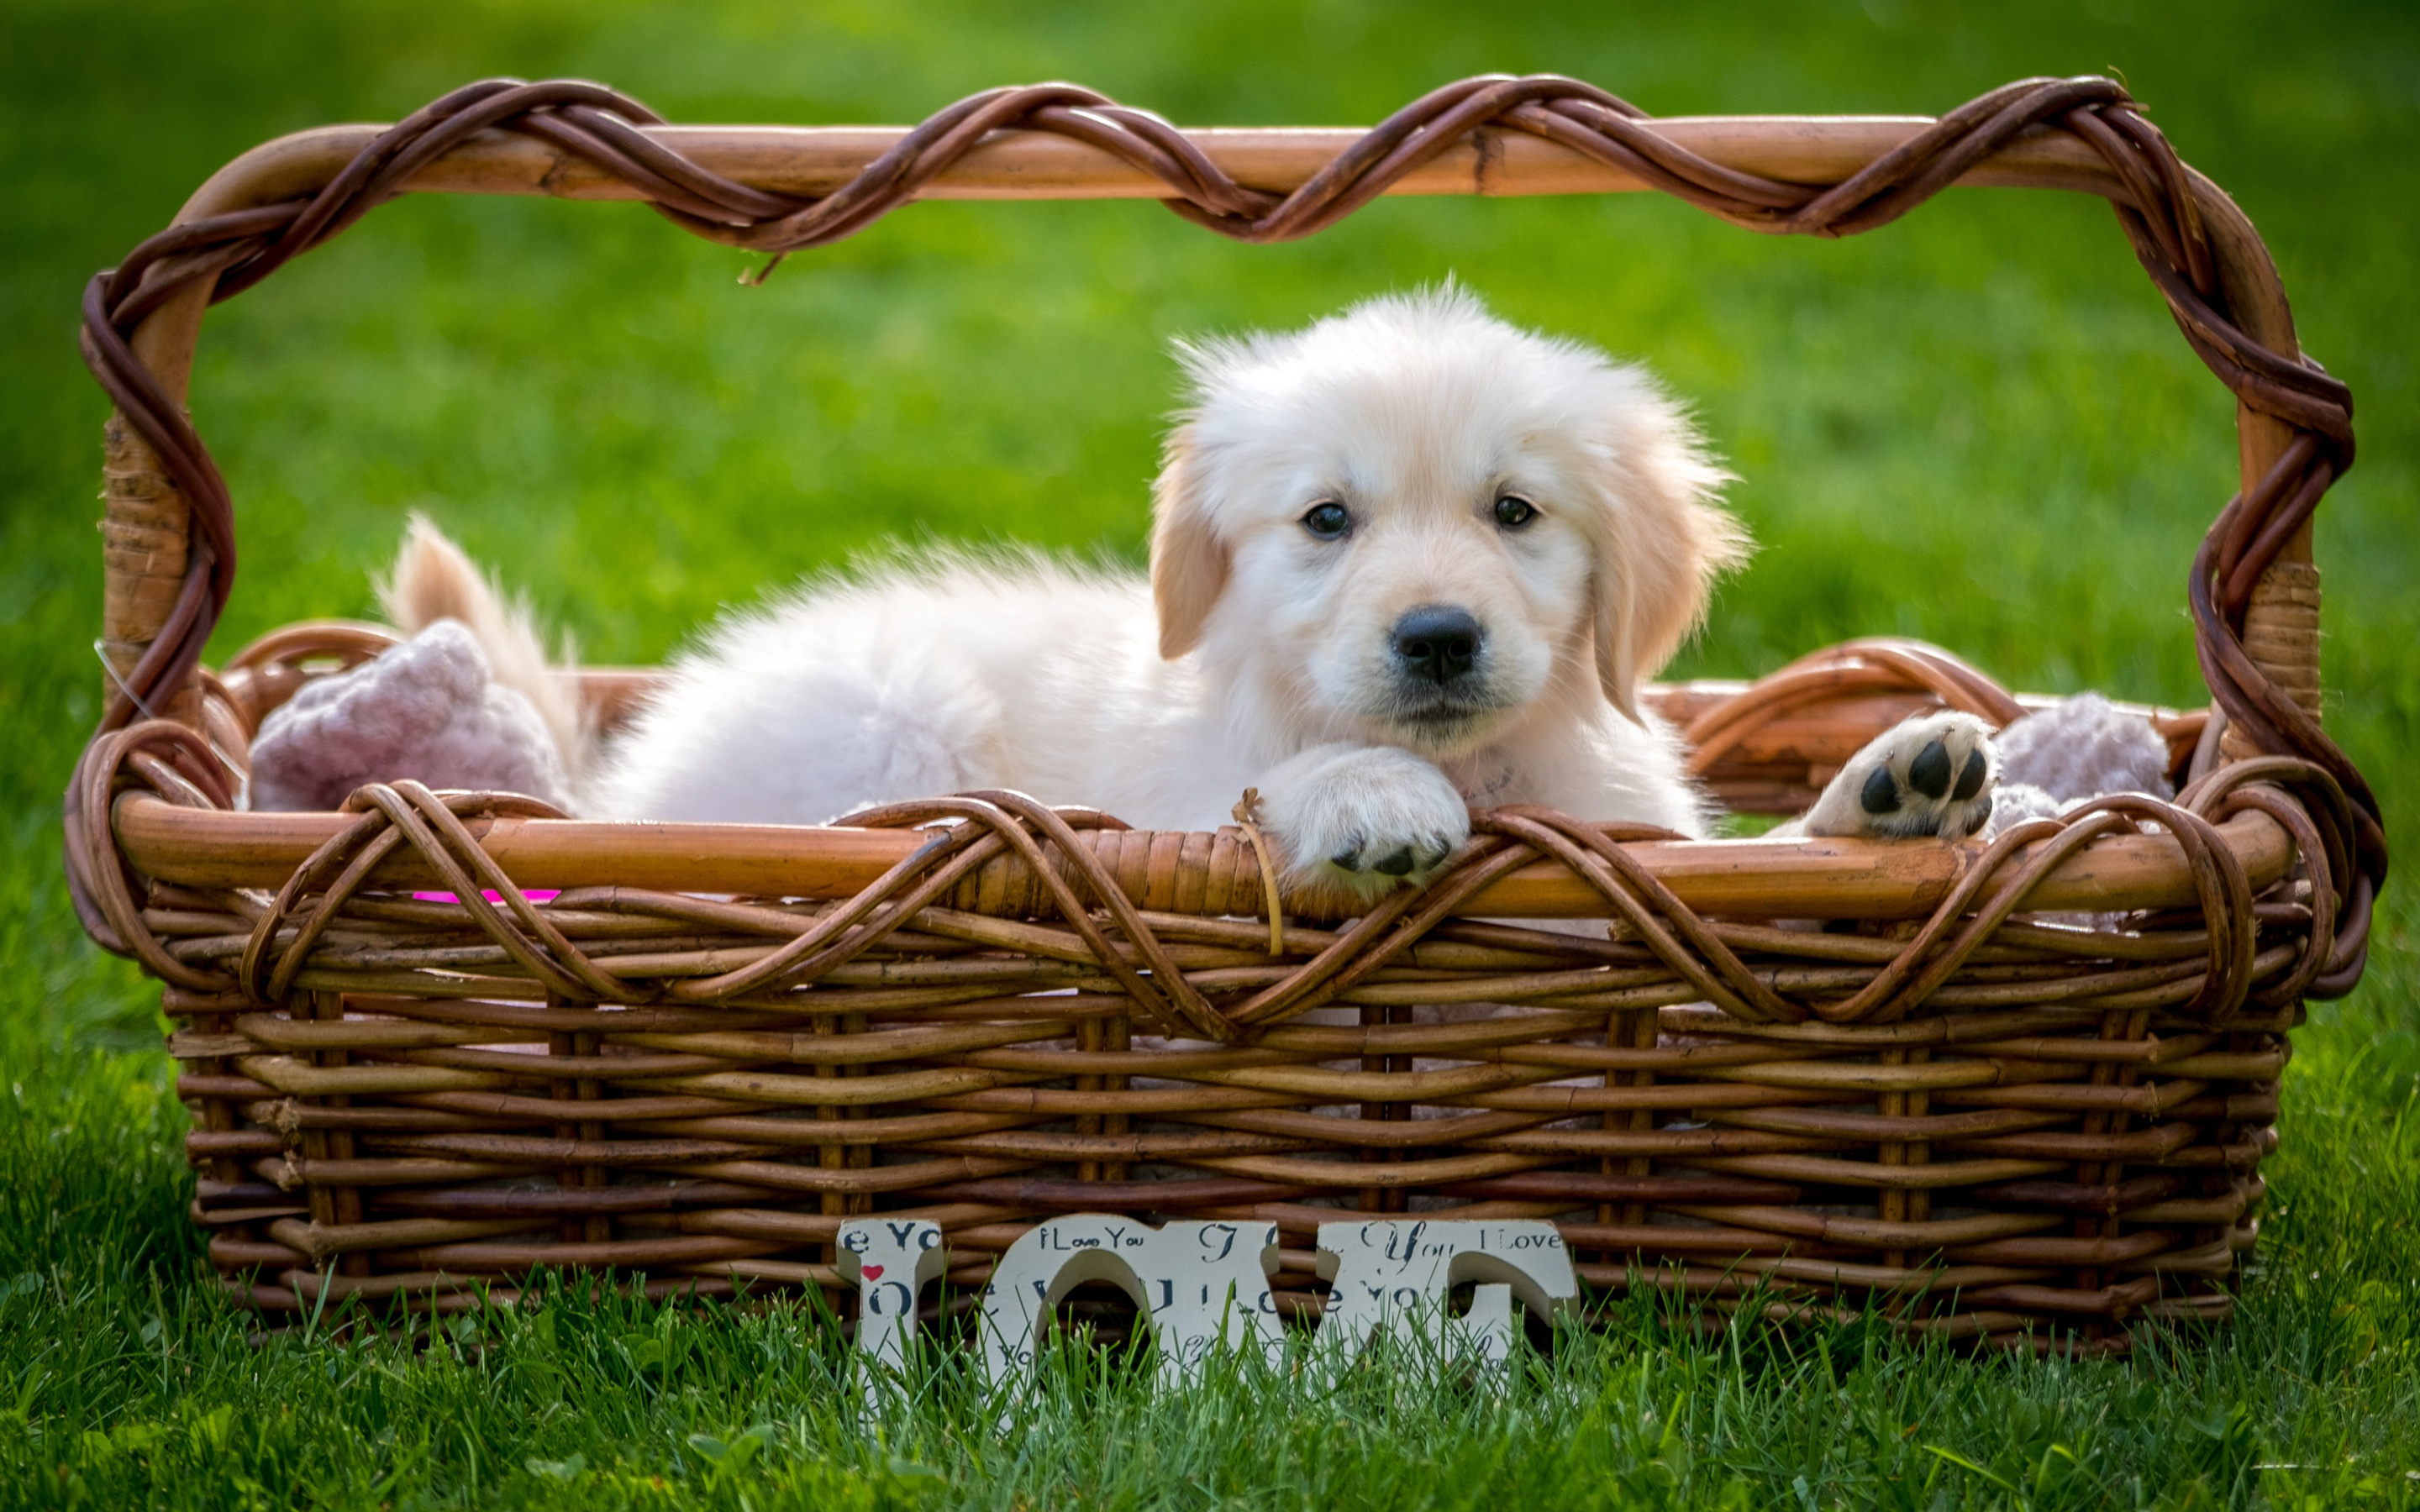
[571,288,1750,890]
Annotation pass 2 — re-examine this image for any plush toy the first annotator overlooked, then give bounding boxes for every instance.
[1986,690,2175,832]
[245,618,574,812]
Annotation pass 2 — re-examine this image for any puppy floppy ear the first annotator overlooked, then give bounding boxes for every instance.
[1150,426,1231,659]
[1584,382,1749,721]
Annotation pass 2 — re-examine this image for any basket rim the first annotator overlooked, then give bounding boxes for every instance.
[115,786,2296,923]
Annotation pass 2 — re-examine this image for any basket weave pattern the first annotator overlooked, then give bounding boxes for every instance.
[66,76,2382,1352]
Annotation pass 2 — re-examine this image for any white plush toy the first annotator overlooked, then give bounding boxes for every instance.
[1986,690,2175,832]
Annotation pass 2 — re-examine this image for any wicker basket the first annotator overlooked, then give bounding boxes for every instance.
[67,75,2382,1355]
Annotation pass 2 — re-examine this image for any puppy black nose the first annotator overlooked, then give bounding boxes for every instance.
[1392,606,1482,685]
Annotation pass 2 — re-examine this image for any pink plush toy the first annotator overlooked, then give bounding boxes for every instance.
[245,618,573,812]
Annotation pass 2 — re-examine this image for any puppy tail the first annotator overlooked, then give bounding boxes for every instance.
[380,515,594,784]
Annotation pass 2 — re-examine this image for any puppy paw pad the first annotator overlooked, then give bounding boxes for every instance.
[1859,764,1900,816]
[1953,748,1989,801]
[1907,738,1953,799]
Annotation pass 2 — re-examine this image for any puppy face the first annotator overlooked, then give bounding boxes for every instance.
[1153,287,1746,756]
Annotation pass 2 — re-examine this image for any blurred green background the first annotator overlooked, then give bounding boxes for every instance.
[3,2,2416,1506]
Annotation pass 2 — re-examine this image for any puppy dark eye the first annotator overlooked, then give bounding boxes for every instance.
[1493,495,1538,529]
[1302,501,1352,540]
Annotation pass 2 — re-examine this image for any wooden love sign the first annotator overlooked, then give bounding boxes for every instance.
[835,1214,1578,1394]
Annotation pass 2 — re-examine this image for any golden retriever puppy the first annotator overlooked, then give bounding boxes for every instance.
[394,286,1994,885]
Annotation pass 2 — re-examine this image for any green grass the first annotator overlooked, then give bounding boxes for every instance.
[3,0,2418,1504]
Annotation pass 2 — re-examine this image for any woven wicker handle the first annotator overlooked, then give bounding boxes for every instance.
[91,87,2325,738]
[76,78,2374,937]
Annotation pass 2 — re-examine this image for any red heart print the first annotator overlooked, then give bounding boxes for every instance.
[861,1264,884,1280]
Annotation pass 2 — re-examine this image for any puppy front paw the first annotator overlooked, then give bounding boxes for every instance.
[1797,711,1996,840]
[1255,745,1470,894]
